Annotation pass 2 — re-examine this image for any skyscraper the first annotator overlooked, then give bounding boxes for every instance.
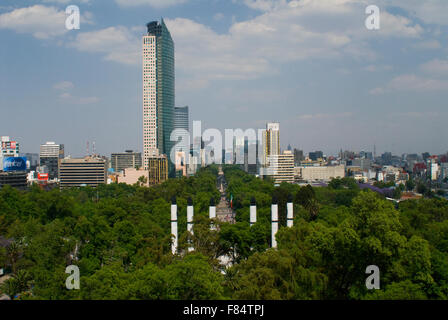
[262,122,280,167]
[174,106,189,132]
[143,19,175,170]
[173,106,189,154]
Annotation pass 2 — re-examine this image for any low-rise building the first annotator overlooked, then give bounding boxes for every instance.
[59,156,107,189]
[295,165,345,182]
[118,168,148,186]
[110,151,142,173]
[0,171,27,190]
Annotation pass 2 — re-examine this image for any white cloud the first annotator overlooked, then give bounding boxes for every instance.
[389,111,439,118]
[420,59,448,76]
[0,5,94,39]
[115,0,187,8]
[68,26,140,65]
[378,0,448,26]
[363,65,393,72]
[59,92,99,104]
[242,0,278,11]
[370,74,448,94]
[165,1,425,88]
[42,0,90,4]
[0,5,67,39]
[378,11,423,38]
[53,81,75,90]
[412,40,442,50]
[297,112,353,120]
[213,13,225,21]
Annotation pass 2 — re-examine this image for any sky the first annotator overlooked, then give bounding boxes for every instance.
[0,0,447,158]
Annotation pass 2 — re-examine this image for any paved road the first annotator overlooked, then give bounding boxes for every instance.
[216,166,235,224]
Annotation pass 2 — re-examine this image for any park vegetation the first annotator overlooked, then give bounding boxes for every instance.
[0,165,447,300]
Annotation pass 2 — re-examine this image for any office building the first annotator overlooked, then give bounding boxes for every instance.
[148,155,168,185]
[293,149,304,166]
[233,136,245,165]
[110,151,142,173]
[0,171,27,190]
[262,122,280,169]
[352,158,372,171]
[59,156,107,189]
[174,106,189,132]
[143,19,175,170]
[270,150,295,184]
[21,153,39,171]
[173,106,190,173]
[295,165,345,182]
[0,136,20,171]
[309,151,324,161]
[40,142,64,179]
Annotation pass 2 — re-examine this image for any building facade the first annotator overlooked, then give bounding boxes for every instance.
[118,168,149,187]
[295,165,345,182]
[40,142,64,179]
[59,157,107,189]
[143,19,175,170]
[261,122,280,173]
[148,155,168,185]
[270,150,295,184]
[0,136,20,171]
[110,151,142,173]
[174,106,189,132]
[0,171,28,190]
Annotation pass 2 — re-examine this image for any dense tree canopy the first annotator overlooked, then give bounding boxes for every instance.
[0,165,447,300]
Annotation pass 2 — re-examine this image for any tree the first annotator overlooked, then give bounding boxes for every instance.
[406,179,416,192]
[6,241,21,275]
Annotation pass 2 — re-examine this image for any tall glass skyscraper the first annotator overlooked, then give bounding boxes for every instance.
[143,19,175,170]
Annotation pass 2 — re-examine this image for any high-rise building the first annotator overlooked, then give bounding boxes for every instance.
[40,142,64,179]
[293,149,304,166]
[0,136,20,171]
[174,106,189,132]
[143,19,175,170]
[59,156,107,189]
[110,151,142,173]
[173,106,189,174]
[148,155,168,185]
[21,153,39,171]
[262,122,280,168]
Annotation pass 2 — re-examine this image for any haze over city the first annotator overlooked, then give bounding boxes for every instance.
[1,0,447,157]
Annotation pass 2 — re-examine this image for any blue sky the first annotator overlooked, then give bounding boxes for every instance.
[0,0,447,157]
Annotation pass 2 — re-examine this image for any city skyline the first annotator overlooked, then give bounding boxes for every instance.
[1,0,448,157]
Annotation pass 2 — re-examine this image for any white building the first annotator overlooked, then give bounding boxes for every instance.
[269,150,295,184]
[295,165,345,182]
